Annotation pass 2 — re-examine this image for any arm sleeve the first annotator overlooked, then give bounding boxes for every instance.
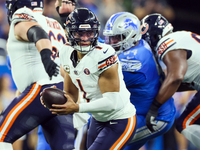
[79,92,124,113]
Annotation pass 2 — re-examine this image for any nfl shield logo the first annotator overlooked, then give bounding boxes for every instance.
[74,70,78,75]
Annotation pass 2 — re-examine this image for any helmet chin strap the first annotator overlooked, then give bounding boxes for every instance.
[74,44,93,54]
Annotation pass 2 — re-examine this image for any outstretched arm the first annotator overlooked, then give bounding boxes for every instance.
[155,49,188,104]
[146,49,188,132]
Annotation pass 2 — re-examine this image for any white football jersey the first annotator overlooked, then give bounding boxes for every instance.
[156,31,200,90]
[7,7,66,92]
[59,42,136,121]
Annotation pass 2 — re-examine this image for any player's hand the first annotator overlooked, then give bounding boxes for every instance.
[50,94,79,115]
[40,49,59,79]
[55,0,76,15]
[44,60,59,79]
[145,100,162,132]
[40,96,46,108]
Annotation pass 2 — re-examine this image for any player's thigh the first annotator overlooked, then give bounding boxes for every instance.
[176,91,200,133]
[88,116,137,150]
[87,117,98,148]
[125,115,174,150]
[41,114,75,150]
[0,83,48,143]
[0,82,63,143]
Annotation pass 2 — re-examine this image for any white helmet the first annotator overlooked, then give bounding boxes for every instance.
[103,12,141,54]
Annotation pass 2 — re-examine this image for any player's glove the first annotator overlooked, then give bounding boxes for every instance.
[40,49,59,79]
[146,99,162,132]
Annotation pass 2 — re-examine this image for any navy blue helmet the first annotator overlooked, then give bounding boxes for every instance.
[141,13,173,51]
[65,7,100,54]
[30,0,43,10]
[5,0,43,24]
[6,0,31,24]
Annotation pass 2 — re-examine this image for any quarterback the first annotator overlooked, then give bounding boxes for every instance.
[45,8,137,150]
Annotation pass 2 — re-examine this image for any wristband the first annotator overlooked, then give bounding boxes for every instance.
[40,49,52,60]
[151,99,162,110]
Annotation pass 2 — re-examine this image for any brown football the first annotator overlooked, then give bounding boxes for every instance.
[42,87,67,109]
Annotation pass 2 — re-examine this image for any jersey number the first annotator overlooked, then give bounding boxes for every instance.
[49,31,66,60]
[76,79,90,103]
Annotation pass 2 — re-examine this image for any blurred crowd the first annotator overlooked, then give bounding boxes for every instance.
[0,0,199,150]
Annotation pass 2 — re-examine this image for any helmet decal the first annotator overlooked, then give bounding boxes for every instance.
[140,13,173,51]
[103,12,141,53]
[141,23,149,35]
[124,18,137,30]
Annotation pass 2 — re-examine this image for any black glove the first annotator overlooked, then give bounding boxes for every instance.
[146,99,162,132]
[40,49,59,78]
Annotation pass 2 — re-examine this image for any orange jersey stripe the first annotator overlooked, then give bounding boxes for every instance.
[166,39,174,45]
[110,115,136,150]
[98,56,117,69]
[98,63,107,69]
[182,104,200,130]
[0,83,41,141]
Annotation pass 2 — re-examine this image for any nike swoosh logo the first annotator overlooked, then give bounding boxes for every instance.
[103,49,108,54]
[110,121,118,125]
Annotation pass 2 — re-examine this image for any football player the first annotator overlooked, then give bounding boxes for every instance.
[43,7,137,149]
[0,0,75,150]
[141,13,200,148]
[103,12,176,150]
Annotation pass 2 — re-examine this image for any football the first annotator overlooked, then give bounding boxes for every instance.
[41,87,67,109]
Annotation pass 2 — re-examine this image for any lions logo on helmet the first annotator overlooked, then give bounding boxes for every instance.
[103,12,141,54]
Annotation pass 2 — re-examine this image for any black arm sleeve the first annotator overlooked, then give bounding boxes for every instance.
[56,6,70,29]
[27,25,49,44]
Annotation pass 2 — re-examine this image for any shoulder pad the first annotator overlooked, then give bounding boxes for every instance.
[12,7,36,25]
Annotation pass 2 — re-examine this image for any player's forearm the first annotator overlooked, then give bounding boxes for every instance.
[79,92,122,113]
[35,39,52,53]
[63,73,79,103]
[155,76,182,104]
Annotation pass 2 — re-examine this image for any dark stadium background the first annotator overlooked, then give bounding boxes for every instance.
[168,0,200,34]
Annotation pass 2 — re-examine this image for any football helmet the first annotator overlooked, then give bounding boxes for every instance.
[6,0,31,24]
[65,8,100,54]
[30,0,43,14]
[141,13,173,51]
[103,12,141,53]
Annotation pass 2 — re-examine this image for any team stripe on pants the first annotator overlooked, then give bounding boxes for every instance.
[0,83,41,141]
[110,115,136,150]
[183,104,200,130]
